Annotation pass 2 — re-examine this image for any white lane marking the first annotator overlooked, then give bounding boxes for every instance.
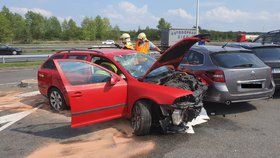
[0,104,43,131]
[17,91,40,98]
[0,82,19,86]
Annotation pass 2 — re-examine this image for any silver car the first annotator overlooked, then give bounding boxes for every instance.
[180,45,275,105]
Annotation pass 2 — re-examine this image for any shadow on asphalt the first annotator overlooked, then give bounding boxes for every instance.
[12,123,93,139]
[203,102,257,116]
[12,119,132,140]
[272,89,280,99]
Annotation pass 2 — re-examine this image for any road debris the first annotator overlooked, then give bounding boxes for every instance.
[18,79,38,88]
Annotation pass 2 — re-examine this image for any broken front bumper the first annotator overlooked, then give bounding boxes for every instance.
[158,104,209,134]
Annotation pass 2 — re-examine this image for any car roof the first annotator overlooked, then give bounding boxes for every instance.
[226,42,280,49]
[190,45,249,54]
[56,49,136,57]
[267,29,280,34]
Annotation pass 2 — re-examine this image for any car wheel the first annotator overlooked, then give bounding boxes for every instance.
[131,101,152,136]
[48,88,66,112]
[12,51,17,55]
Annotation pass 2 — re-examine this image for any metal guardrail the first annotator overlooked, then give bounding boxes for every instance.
[0,46,162,63]
[0,54,52,63]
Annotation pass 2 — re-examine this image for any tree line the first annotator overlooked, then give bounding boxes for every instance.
[0,6,124,43]
[0,6,262,43]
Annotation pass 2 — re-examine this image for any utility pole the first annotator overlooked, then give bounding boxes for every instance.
[196,0,200,35]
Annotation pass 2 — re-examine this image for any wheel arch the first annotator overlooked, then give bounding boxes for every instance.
[47,86,60,97]
[47,86,69,108]
[130,98,164,120]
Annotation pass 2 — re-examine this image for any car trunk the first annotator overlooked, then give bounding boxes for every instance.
[223,67,272,94]
[211,51,272,94]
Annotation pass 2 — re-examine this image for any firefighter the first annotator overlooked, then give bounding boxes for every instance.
[135,32,161,54]
[119,33,134,50]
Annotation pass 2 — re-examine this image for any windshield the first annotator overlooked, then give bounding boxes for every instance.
[114,53,169,78]
[211,51,266,68]
[252,47,280,61]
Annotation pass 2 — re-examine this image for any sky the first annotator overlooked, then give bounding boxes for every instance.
[1,0,280,32]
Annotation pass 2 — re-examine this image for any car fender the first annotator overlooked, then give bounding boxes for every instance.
[126,81,193,117]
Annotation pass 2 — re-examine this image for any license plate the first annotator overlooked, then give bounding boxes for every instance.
[272,68,280,74]
[241,82,263,88]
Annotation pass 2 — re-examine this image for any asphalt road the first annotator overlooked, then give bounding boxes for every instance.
[0,70,279,158]
[0,68,37,86]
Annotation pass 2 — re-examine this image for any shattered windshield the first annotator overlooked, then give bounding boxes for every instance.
[114,53,169,78]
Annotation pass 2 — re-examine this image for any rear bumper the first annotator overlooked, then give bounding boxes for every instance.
[205,82,275,104]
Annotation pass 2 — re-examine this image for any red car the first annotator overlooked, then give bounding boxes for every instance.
[37,35,208,135]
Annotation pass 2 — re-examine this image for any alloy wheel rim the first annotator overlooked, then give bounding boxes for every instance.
[50,91,62,111]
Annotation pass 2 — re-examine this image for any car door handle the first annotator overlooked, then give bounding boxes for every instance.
[72,92,83,97]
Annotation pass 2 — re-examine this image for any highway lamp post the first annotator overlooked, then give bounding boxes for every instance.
[196,0,200,35]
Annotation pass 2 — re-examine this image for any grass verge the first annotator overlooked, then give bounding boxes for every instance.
[0,61,43,69]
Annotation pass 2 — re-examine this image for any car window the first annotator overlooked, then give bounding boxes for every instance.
[51,54,64,59]
[184,50,204,65]
[272,33,280,44]
[254,35,263,43]
[91,56,126,78]
[66,55,87,60]
[114,53,169,78]
[263,34,274,44]
[58,61,111,85]
[252,47,280,61]
[42,59,56,69]
[211,51,266,68]
[0,45,7,49]
[91,57,101,63]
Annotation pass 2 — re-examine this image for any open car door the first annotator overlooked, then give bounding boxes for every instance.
[53,59,127,128]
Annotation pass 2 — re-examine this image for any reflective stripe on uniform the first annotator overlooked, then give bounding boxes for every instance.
[124,43,134,50]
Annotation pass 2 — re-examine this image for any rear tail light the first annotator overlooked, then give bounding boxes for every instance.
[206,70,225,83]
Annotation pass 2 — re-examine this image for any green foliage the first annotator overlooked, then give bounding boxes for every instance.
[0,12,13,42]
[157,18,171,30]
[0,6,263,44]
[45,16,62,40]
[81,17,96,41]
[25,11,46,40]
[61,19,81,40]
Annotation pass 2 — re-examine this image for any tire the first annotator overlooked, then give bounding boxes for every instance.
[12,51,17,55]
[131,101,152,136]
[48,88,66,112]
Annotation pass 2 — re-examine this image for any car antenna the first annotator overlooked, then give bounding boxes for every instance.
[222,42,228,48]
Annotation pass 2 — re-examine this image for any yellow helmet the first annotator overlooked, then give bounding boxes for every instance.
[137,32,147,40]
[120,33,130,39]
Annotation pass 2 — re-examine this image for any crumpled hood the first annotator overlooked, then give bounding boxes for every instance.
[141,34,210,80]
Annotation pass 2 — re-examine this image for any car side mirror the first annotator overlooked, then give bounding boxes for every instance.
[110,75,119,85]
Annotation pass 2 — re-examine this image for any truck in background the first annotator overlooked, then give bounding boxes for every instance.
[161,28,197,47]
[237,33,259,42]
